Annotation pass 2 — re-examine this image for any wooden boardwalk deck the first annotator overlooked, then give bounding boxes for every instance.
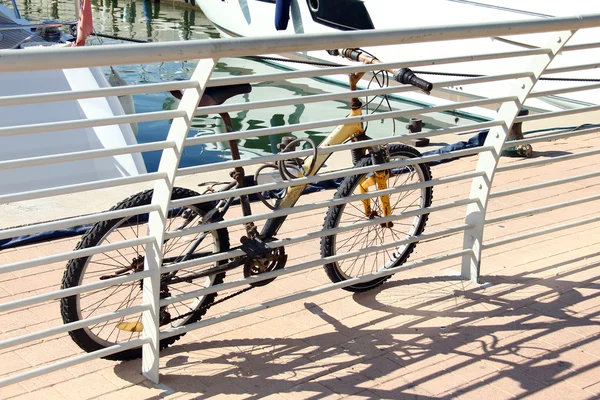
[1,113,599,399]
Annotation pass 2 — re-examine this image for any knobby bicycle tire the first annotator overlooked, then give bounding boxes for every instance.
[321,144,433,292]
[60,187,229,360]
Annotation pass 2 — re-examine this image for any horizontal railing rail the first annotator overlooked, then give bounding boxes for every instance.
[0,204,158,241]
[195,74,532,116]
[172,146,492,208]
[185,97,517,147]
[0,13,599,391]
[161,197,479,274]
[0,236,154,274]
[210,51,545,86]
[168,171,484,235]
[161,249,474,340]
[0,109,186,137]
[0,141,176,170]
[177,122,501,177]
[0,172,167,203]
[160,223,476,303]
[0,80,198,107]
[1,14,600,70]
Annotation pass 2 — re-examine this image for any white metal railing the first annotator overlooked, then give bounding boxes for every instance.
[0,13,599,389]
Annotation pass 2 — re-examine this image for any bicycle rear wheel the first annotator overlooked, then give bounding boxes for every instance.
[60,187,229,360]
[321,144,432,292]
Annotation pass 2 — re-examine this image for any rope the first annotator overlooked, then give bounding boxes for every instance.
[524,123,600,136]
[90,32,150,43]
[242,55,341,67]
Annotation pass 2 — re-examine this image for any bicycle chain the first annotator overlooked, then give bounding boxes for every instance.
[167,285,255,324]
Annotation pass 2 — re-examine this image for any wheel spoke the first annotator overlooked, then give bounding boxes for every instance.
[128,313,143,341]
[63,189,225,356]
[335,229,367,251]
[323,146,431,288]
[92,245,130,269]
[340,227,371,253]
[81,283,137,316]
[96,286,141,340]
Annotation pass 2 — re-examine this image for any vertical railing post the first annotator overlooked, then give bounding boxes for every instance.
[461,31,574,283]
[141,58,217,384]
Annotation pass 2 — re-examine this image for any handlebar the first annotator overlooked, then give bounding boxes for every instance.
[393,68,433,93]
[337,48,433,94]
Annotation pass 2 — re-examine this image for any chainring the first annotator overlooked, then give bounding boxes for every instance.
[243,246,287,287]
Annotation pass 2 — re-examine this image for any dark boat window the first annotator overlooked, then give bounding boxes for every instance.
[305,0,375,30]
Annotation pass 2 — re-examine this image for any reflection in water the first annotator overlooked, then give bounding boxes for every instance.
[181,9,195,40]
[141,0,159,37]
[238,0,250,24]
[122,2,135,24]
[2,0,465,172]
[50,0,59,20]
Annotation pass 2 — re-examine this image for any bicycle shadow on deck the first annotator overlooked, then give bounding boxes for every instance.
[113,252,600,399]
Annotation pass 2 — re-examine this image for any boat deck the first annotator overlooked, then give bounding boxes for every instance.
[0,12,50,50]
[1,113,600,399]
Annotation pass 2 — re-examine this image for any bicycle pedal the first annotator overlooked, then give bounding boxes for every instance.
[240,237,272,257]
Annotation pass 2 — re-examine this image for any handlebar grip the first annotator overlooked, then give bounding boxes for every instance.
[393,68,433,93]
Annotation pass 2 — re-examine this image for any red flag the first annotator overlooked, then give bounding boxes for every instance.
[75,0,93,47]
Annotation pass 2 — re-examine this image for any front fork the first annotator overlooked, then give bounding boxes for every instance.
[356,141,393,227]
[347,72,394,226]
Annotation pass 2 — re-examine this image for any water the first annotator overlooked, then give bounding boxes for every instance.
[2,0,471,172]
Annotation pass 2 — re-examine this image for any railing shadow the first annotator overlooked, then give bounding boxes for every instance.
[528,150,573,159]
[112,253,600,398]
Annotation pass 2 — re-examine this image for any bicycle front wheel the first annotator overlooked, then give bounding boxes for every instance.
[321,144,433,292]
[60,187,229,360]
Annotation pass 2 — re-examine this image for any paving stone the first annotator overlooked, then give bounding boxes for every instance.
[314,365,378,396]
[14,337,77,366]
[451,382,514,400]
[97,383,164,400]
[8,387,67,400]
[0,382,28,399]
[18,368,75,392]
[518,381,594,400]
[2,131,600,399]
[279,381,343,399]
[53,374,120,400]
[0,352,30,376]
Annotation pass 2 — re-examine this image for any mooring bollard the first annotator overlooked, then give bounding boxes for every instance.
[406,118,430,148]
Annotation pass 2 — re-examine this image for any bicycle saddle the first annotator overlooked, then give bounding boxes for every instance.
[170,83,252,107]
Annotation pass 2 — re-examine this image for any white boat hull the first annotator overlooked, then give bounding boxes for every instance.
[196,0,600,113]
[0,67,147,195]
[0,5,146,196]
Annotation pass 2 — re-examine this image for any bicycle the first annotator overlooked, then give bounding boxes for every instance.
[60,48,434,360]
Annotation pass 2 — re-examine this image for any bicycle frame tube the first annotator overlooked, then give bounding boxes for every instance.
[279,107,365,209]
[260,105,394,238]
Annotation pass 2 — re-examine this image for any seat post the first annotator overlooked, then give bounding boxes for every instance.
[219,112,241,160]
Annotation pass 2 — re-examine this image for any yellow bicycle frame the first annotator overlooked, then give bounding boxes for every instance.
[277,107,392,222]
